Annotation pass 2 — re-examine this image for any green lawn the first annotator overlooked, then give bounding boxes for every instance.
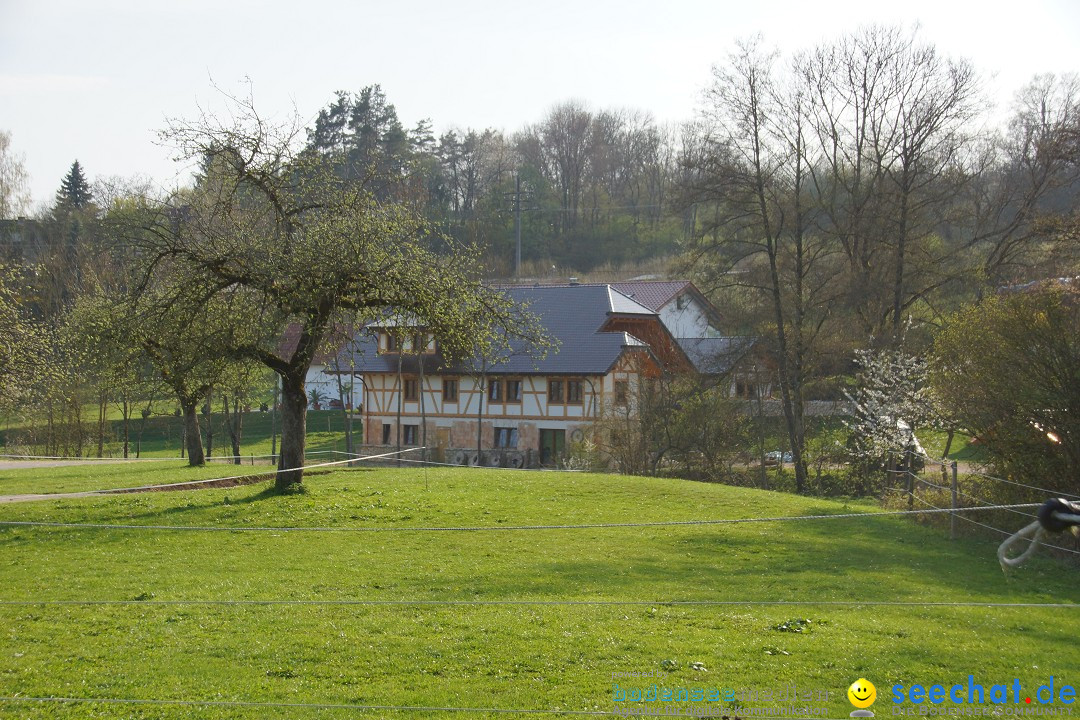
[0,460,281,495]
[0,409,357,459]
[0,467,1076,719]
[916,429,986,462]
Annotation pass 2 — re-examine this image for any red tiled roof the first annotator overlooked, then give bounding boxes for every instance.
[608,281,692,312]
[491,280,693,312]
[279,323,360,365]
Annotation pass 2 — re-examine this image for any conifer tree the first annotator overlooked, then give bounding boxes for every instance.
[56,160,93,209]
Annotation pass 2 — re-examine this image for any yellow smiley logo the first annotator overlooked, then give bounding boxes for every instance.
[848,678,877,708]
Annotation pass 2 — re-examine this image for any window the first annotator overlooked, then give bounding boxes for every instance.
[614,380,629,406]
[443,378,458,402]
[488,379,503,402]
[403,424,418,445]
[409,332,433,354]
[505,379,522,403]
[548,379,564,403]
[382,333,401,353]
[403,378,419,401]
[567,379,584,404]
[494,426,518,448]
[382,423,392,445]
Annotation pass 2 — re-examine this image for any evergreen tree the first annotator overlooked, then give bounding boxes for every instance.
[55,160,93,209]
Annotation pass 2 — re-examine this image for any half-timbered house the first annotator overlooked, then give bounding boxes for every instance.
[341,284,696,466]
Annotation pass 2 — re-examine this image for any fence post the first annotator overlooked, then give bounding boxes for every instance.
[905,451,914,511]
[950,461,959,540]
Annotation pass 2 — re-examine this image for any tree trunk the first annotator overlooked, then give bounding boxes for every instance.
[203,387,213,459]
[332,360,354,460]
[223,396,242,465]
[276,373,307,490]
[97,389,106,458]
[395,348,403,466]
[231,399,242,464]
[122,397,130,459]
[270,377,279,463]
[181,399,205,466]
[136,393,154,459]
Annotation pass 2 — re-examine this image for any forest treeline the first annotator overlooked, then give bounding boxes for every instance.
[0,26,1077,495]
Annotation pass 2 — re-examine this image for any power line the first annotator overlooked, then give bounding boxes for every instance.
[367,455,584,473]
[0,451,344,462]
[0,695,612,716]
[0,503,1042,533]
[914,476,1037,519]
[910,452,1080,500]
[909,493,1080,556]
[0,448,422,500]
[963,468,1080,501]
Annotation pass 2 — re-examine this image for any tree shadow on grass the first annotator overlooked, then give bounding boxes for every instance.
[398,517,1080,606]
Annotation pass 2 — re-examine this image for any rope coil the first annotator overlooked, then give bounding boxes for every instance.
[998,498,1080,569]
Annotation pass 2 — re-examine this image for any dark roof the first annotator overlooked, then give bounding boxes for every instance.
[339,285,658,376]
[676,337,756,375]
[495,280,724,333]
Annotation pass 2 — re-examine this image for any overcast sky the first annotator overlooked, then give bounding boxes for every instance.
[1,0,1078,211]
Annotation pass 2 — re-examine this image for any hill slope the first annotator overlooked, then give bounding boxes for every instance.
[0,467,1077,718]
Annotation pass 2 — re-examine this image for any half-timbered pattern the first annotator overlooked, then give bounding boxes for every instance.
[341,284,689,466]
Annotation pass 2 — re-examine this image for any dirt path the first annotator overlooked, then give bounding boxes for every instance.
[0,491,101,504]
[0,459,276,504]
[0,459,141,470]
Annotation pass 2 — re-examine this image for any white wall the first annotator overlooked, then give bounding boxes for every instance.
[305,364,362,408]
[657,295,722,338]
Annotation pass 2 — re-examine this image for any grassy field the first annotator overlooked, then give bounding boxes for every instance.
[0,460,283,495]
[0,465,1076,719]
[0,409,357,459]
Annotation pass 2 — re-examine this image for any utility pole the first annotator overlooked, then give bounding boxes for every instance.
[502,173,531,278]
[514,174,522,277]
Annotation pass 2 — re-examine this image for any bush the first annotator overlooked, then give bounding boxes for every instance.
[931,284,1080,499]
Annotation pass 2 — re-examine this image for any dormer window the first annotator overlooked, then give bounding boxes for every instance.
[378,331,434,354]
[380,333,401,353]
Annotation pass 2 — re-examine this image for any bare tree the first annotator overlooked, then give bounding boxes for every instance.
[678,37,844,493]
[0,130,32,218]
[965,74,1080,285]
[800,26,982,338]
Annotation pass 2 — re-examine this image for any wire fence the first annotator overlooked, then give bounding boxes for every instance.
[889,451,1080,558]
[0,502,1044,533]
[2,448,1079,717]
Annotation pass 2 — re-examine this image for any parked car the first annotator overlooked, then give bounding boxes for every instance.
[764,450,793,465]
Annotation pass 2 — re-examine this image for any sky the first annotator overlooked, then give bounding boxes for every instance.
[1,0,1078,211]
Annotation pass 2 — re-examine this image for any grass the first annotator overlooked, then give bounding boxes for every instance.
[0,465,1077,718]
[0,461,280,495]
[0,409,356,459]
[916,430,986,462]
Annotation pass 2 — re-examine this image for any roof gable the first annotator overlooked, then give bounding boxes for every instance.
[341,284,669,376]
[608,280,691,312]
